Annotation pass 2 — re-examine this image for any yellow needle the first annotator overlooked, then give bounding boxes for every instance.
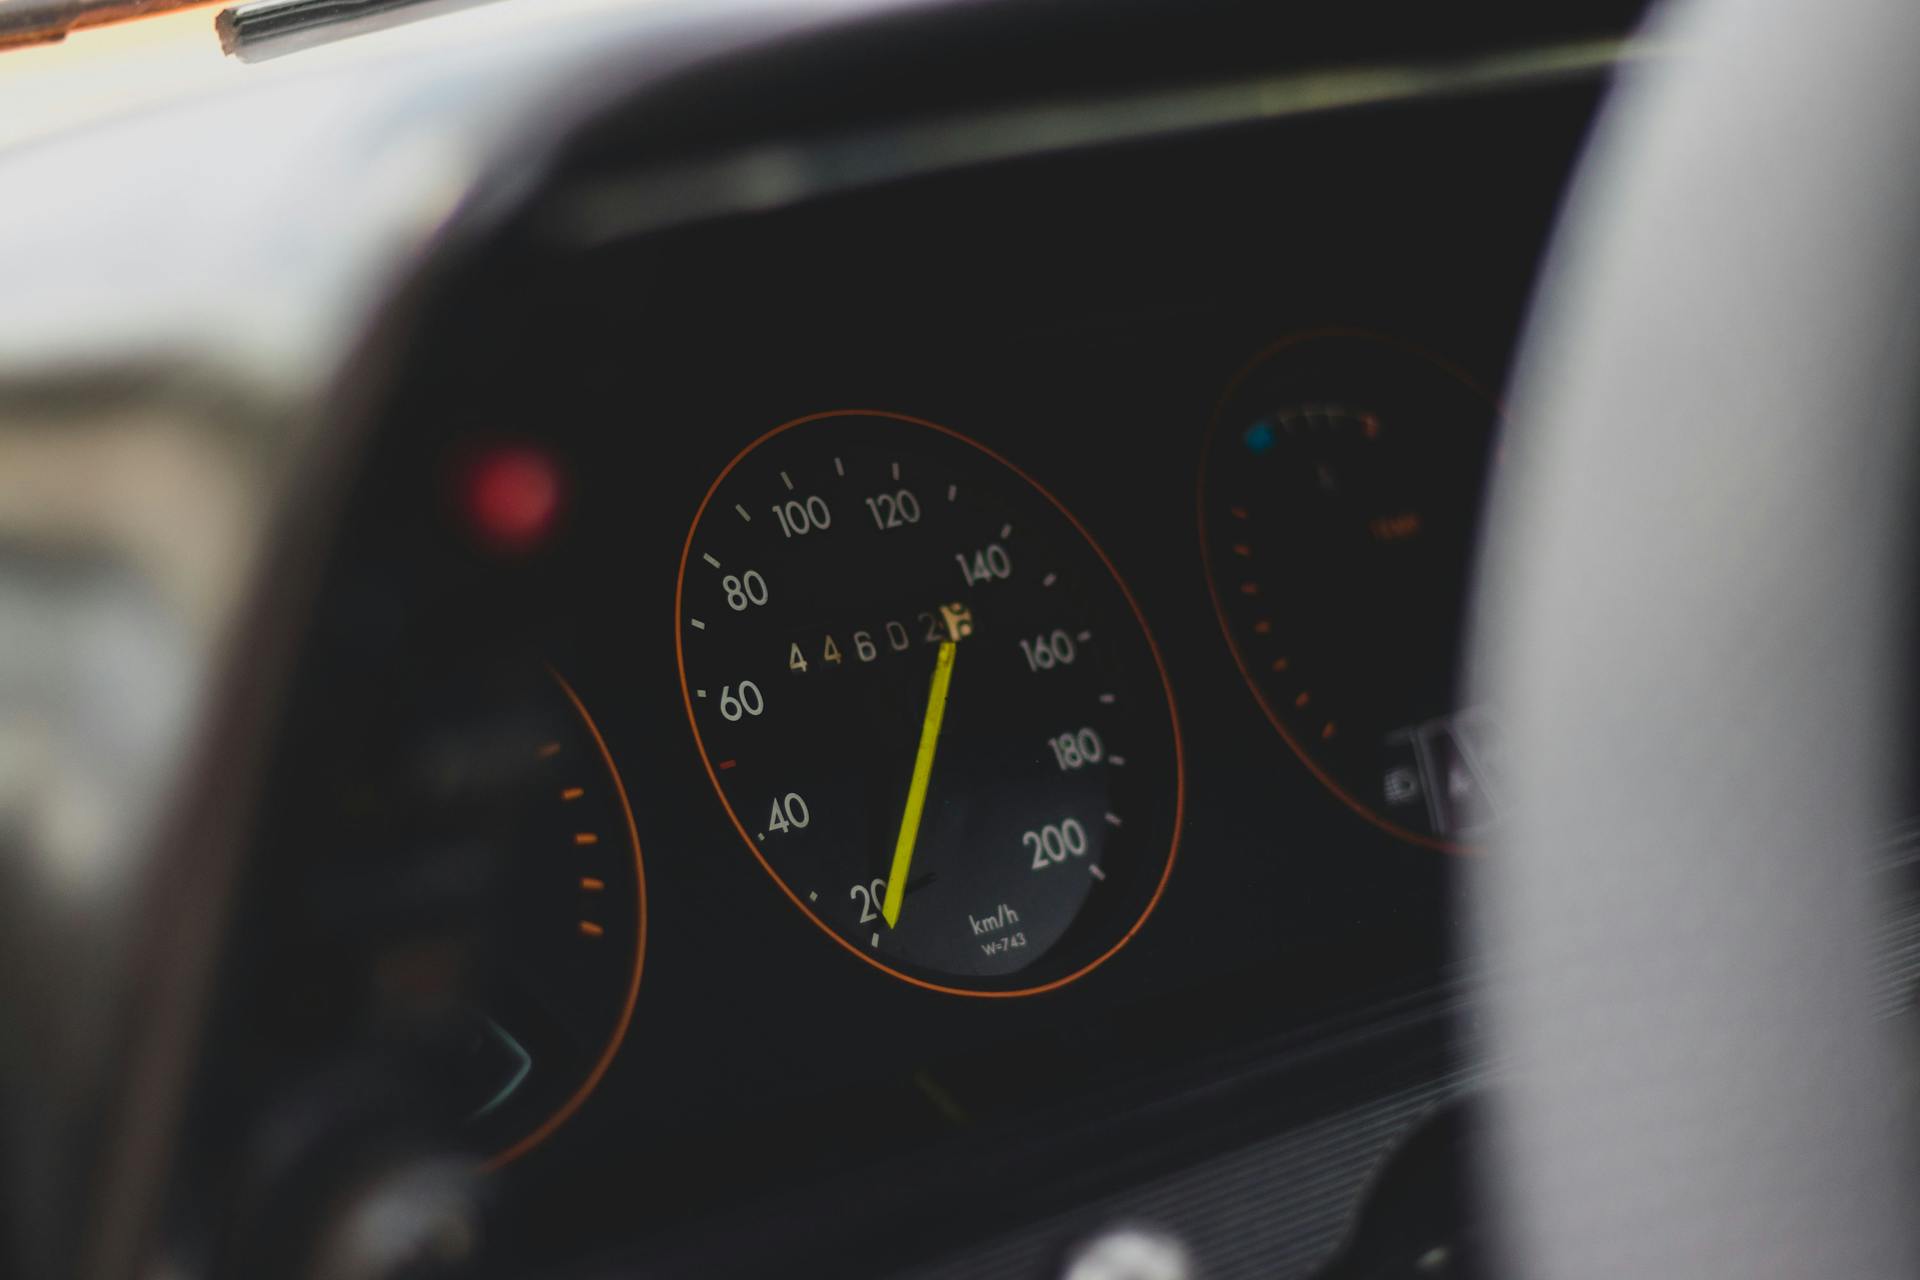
[883,639,957,928]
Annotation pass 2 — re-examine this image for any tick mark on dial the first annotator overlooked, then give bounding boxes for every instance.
[690,618,706,630]
[780,470,795,491]
[1042,572,1058,587]
[947,484,957,501]
[1000,523,1013,539]
[834,457,845,476]
[1104,812,1123,827]
[1089,865,1106,881]
[702,552,722,569]
[734,503,752,522]
[1099,693,1116,705]
[891,460,901,481]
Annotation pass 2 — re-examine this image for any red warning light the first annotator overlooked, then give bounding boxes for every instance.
[462,444,563,553]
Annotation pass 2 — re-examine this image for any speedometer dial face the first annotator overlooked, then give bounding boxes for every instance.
[677,411,1182,996]
[1199,332,1499,851]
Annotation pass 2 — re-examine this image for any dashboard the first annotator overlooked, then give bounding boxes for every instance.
[0,6,1643,1280]
[179,76,1603,1278]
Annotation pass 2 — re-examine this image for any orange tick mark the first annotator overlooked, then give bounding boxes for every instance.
[580,876,605,892]
[574,832,599,846]
[1368,511,1423,542]
[1230,505,1249,520]
[1239,582,1259,596]
[1253,620,1272,635]
[1294,691,1311,708]
[1232,543,1252,558]
[561,786,585,801]
[578,921,605,938]
[536,741,561,759]
[718,759,737,771]
[1271,657,1289,672]
[1321,722,1337,740]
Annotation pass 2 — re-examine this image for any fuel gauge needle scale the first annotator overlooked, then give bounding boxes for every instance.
[882,639,958,927]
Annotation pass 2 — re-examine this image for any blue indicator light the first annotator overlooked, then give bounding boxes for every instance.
[1242,420,1276,455]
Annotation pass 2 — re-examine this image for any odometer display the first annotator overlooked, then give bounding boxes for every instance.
[677,411,1181,996]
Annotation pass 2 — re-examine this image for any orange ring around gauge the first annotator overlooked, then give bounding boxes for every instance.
[1197,329,1501,856]
[485,669,648,1169]
[675,409,1184,998]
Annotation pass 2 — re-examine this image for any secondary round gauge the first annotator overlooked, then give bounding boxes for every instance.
[1199,331,1500,851]
[427,668,647,1168]
[677,410,1182,996]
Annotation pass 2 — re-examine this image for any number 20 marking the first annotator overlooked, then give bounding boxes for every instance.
[849,878,887,923]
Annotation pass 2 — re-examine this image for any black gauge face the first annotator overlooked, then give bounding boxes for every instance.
[1200,333,1499,850]
[677,411,1181,996]
[405,669,646,1167]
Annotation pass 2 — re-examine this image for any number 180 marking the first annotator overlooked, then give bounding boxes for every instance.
[1047,727,1104,770]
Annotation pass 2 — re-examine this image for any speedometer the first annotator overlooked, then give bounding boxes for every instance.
[676,411,1182,996]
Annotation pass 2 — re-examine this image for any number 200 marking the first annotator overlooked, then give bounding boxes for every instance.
[1024,818,1088,869]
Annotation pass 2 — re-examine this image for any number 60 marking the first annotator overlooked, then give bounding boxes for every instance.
[718,681,764,721]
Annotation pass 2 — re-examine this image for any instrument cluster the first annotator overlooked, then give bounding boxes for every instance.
[189,75,1603,1274]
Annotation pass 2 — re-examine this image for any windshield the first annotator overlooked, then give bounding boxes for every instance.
[0,0,659,150]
